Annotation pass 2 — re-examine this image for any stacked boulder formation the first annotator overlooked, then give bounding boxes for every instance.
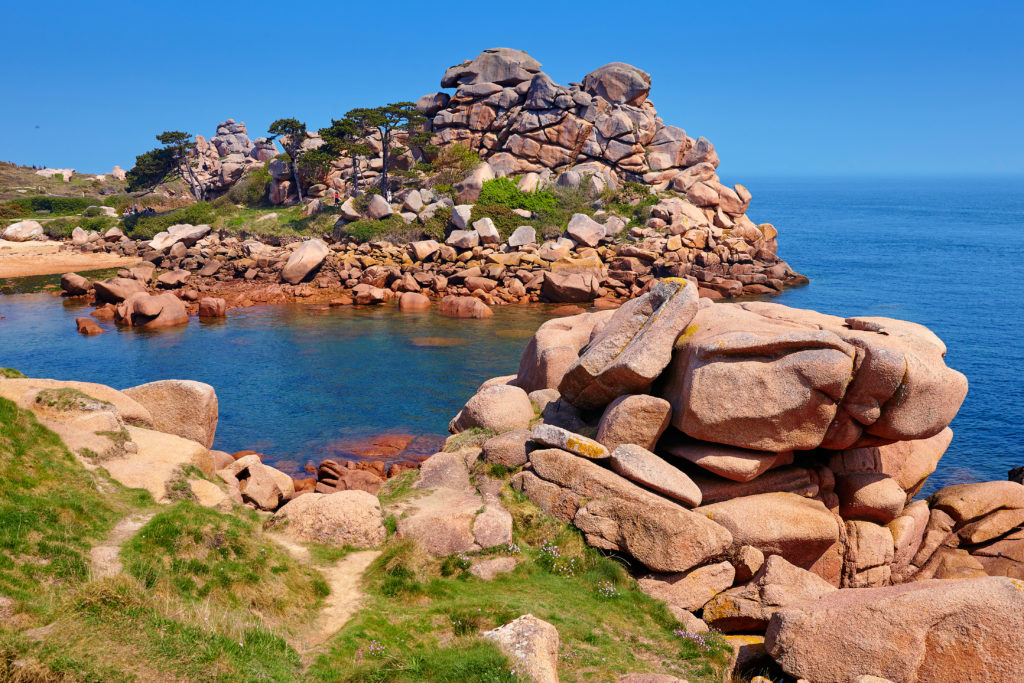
[421,49,743,201]
[189,119,279,195]
[450,278,1024,678]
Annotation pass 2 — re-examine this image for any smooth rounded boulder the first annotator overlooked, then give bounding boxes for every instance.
[2,220,43,242]
[449,384,534,433]
[660,301,967,452]
[60,273,91,296]
[93,277,148,304]
[582,62,652,106]
[281,238,329,284]
[270,490,386,548]
[439,295,492,319]
[115,292,188,329]
[765,577,1024,683]
[123,379,218,449]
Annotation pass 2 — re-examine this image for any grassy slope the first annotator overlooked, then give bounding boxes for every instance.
[0,394,729,682]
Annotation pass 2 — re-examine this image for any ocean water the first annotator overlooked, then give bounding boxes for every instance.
[744,176,1024,491]
[1,177,1021,491]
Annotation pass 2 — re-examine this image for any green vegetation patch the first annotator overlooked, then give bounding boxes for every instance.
[0,367,25,378]
[443,427,495,453]
[34,388,112,412]
[0,397,140,605]
[122,202,217,239]
[122,501,328,616]
[306,490,730,682]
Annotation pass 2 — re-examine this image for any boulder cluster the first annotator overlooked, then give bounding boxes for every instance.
[421,49,720,187]
[188,119,279,196]
[447,277,1024,681]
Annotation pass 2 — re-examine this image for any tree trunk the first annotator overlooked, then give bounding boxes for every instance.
[380,126,391,202]
[179,150,204,203]
[291,149,304,203]
[351,156,360,195]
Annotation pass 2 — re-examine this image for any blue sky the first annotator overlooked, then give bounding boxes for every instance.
[2,1,1022,178]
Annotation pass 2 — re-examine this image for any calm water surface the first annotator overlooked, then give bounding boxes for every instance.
[1,177,1021,492]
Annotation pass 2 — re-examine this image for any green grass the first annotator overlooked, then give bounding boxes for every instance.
[34,388,111,412]
[377,470,422,507]
[444,428,495,453]
[0,367,25,378]
[122,501,328,616]
[305,491,731,683]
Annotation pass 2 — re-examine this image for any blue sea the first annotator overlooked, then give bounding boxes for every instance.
[1,177,1021,491]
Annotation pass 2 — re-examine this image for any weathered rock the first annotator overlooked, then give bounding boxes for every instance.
[595,394,672,452]
[610,444,701,507]
[439,295,493,318]
[75,317,103,335]
[830,428,953,497]
[930,481,1024,523]
[103,426,212,502]
[582,62,652,106]
[541,271,602,303]
[472,217,500,244]
[442,48,542,87]
[399,292,431,311]
[198,297,226,317]
[697,493,844,584]
[2,220,43,241]
[513,311,615,393]
[508,225,537,247]
[281,238,329,284]
[765,577,1024,683]
[93,277,147,304]
[524,448,732,572]
[396,487,483,554]
[271,491,386,547]
[703,555,837,633]
[835,473,907,524]
[451,385,534,433]
[560,278,698,410]
[565,213,605,247]
[60,273,91,295]
[122,379,218,449]
[844,520,895,587]
[638,560,735,612]
[483,430,533,468]
[470,556,518,580]
[483,614,559,683]
[531,424,607,460]
[115,292,189,329]
[660,302,968,452]
[662,437,793,483]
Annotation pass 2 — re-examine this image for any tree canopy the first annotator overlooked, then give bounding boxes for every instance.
[126,130,207,201]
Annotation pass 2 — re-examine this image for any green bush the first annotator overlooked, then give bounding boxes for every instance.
[342,214,408,242]
[477,177,556,213]
[428,143,481,186]
[0,202,29,219]
[420,205,452,242]
[123,202,216,239]
[5,196,95,216]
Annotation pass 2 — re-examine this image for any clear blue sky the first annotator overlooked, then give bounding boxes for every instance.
[3,0,1022,178]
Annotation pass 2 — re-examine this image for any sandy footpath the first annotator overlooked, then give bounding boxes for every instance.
[0,239,139,278]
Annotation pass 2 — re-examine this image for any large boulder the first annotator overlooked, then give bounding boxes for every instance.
[482,615,559,683]
[115,292,189,329]
[122,379,218,449]
[93,277,147,304]
[559,278,698,410]
[660,302,968,452]
[765,577,1024,683]
[609,444,701,507]
[582,62,651,106]
[541,271,602,303]
[439,295,493,319]
[450,384,534,433]
[281,238,329,284]
[103,426,213,502]
[696,492,844,584]
[441,48,542,87]
[703,555,837,633]
[565,213,605,247]
[270,490,386,547]
[60,273,91,296]
[2,220,43,241]
[595,394,672,452]
[637,561,735,612]
[513,310,615,393]
[519,448,732,572]
[829,428,953,497]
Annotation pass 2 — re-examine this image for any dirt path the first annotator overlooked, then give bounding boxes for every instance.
[267,532,381,653]
[90,513,154,579]
[0,239,139,278]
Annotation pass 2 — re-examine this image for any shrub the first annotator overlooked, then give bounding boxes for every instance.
[123,202,216,239]
[5,196,95,215]
[0,202,29,219]
[428,143,481,186]
[477,177,556,214]
[470,204,523,241]
[420,204,452,242]
[341,214,414,243]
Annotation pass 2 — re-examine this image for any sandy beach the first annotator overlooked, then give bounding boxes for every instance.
[0,239,139,278]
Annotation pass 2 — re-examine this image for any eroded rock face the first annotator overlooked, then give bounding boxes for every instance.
[281,238,329,284]
[559,278,698,410]
[660,302,968,452]
[582,62,652,106]
[123,380,218,449]
[271,490,386,547]
[765,577,1024,683]
[115,292,189,329]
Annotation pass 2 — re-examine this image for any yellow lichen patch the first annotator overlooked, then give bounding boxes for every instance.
[566,436,608,459]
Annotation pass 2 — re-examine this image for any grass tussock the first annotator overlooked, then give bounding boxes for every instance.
[305,485,731,683]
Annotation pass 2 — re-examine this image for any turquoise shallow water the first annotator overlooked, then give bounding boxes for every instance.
[1,177,1021,492]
